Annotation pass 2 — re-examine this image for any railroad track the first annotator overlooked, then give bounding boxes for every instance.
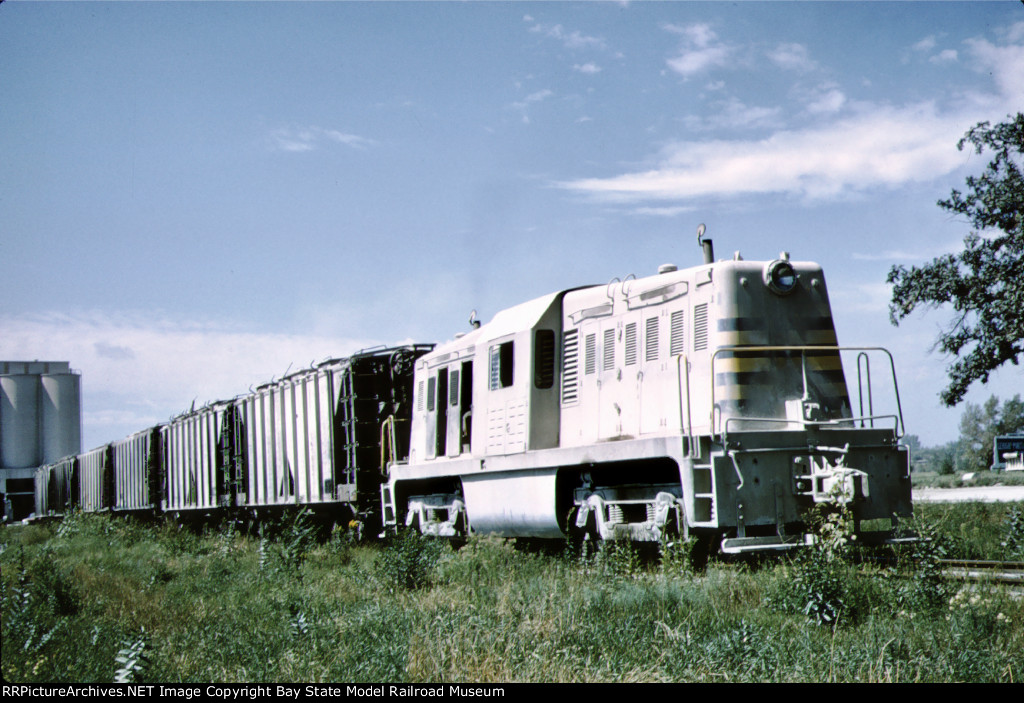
[938,559,1024,587]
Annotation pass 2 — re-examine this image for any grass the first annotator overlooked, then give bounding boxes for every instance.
[2,502,1023,683]
[912,469,1024,490]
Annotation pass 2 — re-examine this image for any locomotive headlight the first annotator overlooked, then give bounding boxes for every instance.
[763,260,798,296]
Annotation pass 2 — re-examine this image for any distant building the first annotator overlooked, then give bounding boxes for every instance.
[992,432,1024,472]
[1,361,82,520]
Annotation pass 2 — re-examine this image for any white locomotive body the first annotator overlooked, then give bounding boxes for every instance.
[384,248,913,554]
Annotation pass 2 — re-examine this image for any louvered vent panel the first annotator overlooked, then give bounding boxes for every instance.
[694,304,709,351]
[585,333,597,375]
[450,370,460,405]
[625,322,638,366]
[561,329,580,404]
[645,317,660,362]
[670,310,685,356]
[603,328,615,371]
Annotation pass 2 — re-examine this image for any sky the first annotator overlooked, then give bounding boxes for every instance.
[2,1,1023,451]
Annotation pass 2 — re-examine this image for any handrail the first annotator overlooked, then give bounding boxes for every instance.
[675,353,696,457]
[605,277,621,301]
[380,415,398,476]
[722,413,900,437]
[857,352,874,428]
[620,273,637,299]
[709,345,905,443]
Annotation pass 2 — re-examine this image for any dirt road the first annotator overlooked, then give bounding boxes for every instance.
[913,485,1024,503]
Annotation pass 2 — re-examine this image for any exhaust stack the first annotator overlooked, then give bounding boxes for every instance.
[697,223,714,264]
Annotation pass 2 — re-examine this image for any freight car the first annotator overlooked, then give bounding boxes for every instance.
[383,232,913,557]
[33,346,432,532]
[32,233,913,559]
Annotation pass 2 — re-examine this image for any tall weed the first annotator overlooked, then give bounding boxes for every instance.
[784,505,856,626]
[595,538,642,578]
[113,629,149,683]
[375,529,448,591]
[1001,506,1024,560]
[893,519,950,615]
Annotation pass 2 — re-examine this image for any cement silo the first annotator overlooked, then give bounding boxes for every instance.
[0,372,41,468]
[41,370,82,463]
[1,361,82,521]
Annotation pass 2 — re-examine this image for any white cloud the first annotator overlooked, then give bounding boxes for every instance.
[556,102,967,203]
[664,23,733,78]
[320,129,377,149]
[269,126,376,153]
[573,62,602,75]
[910,33,959,66]
[631,205,695,217]
[667,46,731,78]
[0,311,379,447]
[851,245,962,263]
[965,32,1024,107]
[1004,21,1024,44]
[805,85,847,115]
[529,22,606,50]
[767,43,817,73]
[270,129,315,152]
[683,97,784,131]
[830,281,894,315]
[913,35,938,53]
[511,89,555,123]
[518,89,553,106]
[559,24,1024,207]
[929,49,958,65]
[663,22,716,45]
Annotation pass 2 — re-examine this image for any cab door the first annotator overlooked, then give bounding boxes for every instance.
[446,361,473,457]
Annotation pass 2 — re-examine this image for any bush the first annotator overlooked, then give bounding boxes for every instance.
[1002,506,1024,560]
[113,629,149,683]
[376,529,448,591]
[936,448,957,476]
[595,538,642,578]
[658,535,698,578]
[892,519,951,616]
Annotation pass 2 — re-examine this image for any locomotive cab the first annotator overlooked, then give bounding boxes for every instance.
[391,292,569,536]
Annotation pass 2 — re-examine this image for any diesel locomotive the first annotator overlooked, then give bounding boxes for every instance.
[33,231,913,557]
[385,230,912,555]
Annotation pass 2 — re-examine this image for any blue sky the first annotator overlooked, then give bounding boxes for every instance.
[2,1,1023,451]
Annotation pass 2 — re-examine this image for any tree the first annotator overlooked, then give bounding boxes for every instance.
[888,113,1024,406]
[957,394,1024,473]
[902,433,922,453]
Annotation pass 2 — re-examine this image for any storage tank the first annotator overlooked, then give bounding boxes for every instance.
[0,374,41,469]
[41,371,82,463]
[1,362,82,470]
